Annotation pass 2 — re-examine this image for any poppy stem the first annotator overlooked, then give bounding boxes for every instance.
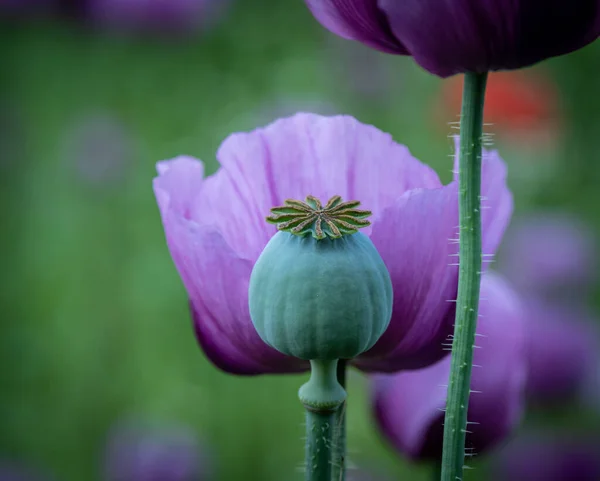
[440,71,488,481]
[300,359,347,481]
[332,360,347,481]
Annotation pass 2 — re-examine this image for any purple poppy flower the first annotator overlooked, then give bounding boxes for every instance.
[153,113,512,375]
[87,0,228,34]
[103,420,208,481]
[491,432,600,481]
[499,213,596,299]
[371,272,527,461]
[523,299,600,406]
[304,1,600,78]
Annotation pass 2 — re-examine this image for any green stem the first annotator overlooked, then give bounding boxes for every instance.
[440,71,488,481]
[300,360,347,481]
[305,410,337,481]
[332,360,347,481]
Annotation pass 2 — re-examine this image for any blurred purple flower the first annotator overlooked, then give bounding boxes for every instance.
[64,113,133,188]
[491,432,600,481]
[153,113,512,375]
[371,272,527,461]
[304,1,600,77]
[499,213,596,298]
[496,212,600,406]
[524,299,600,406]
[104,420,208,481]
[87,0,229,34]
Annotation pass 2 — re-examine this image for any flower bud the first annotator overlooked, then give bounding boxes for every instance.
[249,195,393,360]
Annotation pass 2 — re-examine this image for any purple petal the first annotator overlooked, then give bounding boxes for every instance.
[153,158,306,375]
[356,140,512,372]
[371,272,526,461]
[171,112,429,259]
[378,0,600,77]
[304,0,408,54]
[524,299,600,406]
[214,113,441,245]
[355,184,459,371]
[154,156,205,220]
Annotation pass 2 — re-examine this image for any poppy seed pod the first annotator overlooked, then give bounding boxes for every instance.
[249,195,393,361]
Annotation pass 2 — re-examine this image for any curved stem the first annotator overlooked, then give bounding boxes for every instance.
[332,360,347,481]
[300,360,347,481]
[440,71,488,481]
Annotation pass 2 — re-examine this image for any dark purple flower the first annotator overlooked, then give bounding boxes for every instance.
[371,272,527,461]
[87,0,229,34]
[104,420,208,481]
[523,299,600,406]
[304,1,600,77]
[499,213,596,299]
[491,432,600,481]
[153,113,512,375]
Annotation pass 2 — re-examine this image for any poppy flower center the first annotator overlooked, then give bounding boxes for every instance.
[266,195,372,240]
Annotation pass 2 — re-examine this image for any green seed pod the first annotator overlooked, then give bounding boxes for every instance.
[248,195,393,361]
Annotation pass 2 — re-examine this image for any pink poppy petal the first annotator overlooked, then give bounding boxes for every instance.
[153,158,306,375]
[355,184,459,372]
[214,113,442,240]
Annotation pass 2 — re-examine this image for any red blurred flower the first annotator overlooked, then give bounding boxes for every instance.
[436,70,561,143]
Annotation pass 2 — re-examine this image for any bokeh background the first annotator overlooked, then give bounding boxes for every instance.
[2,1,600,480]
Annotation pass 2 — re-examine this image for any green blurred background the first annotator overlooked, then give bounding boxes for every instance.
[1,1,600,480]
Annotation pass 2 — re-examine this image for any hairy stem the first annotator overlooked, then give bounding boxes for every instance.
[300,360,347,481]
[305,410,337,481]
[332,360,347,481]
[440,71,488,481]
